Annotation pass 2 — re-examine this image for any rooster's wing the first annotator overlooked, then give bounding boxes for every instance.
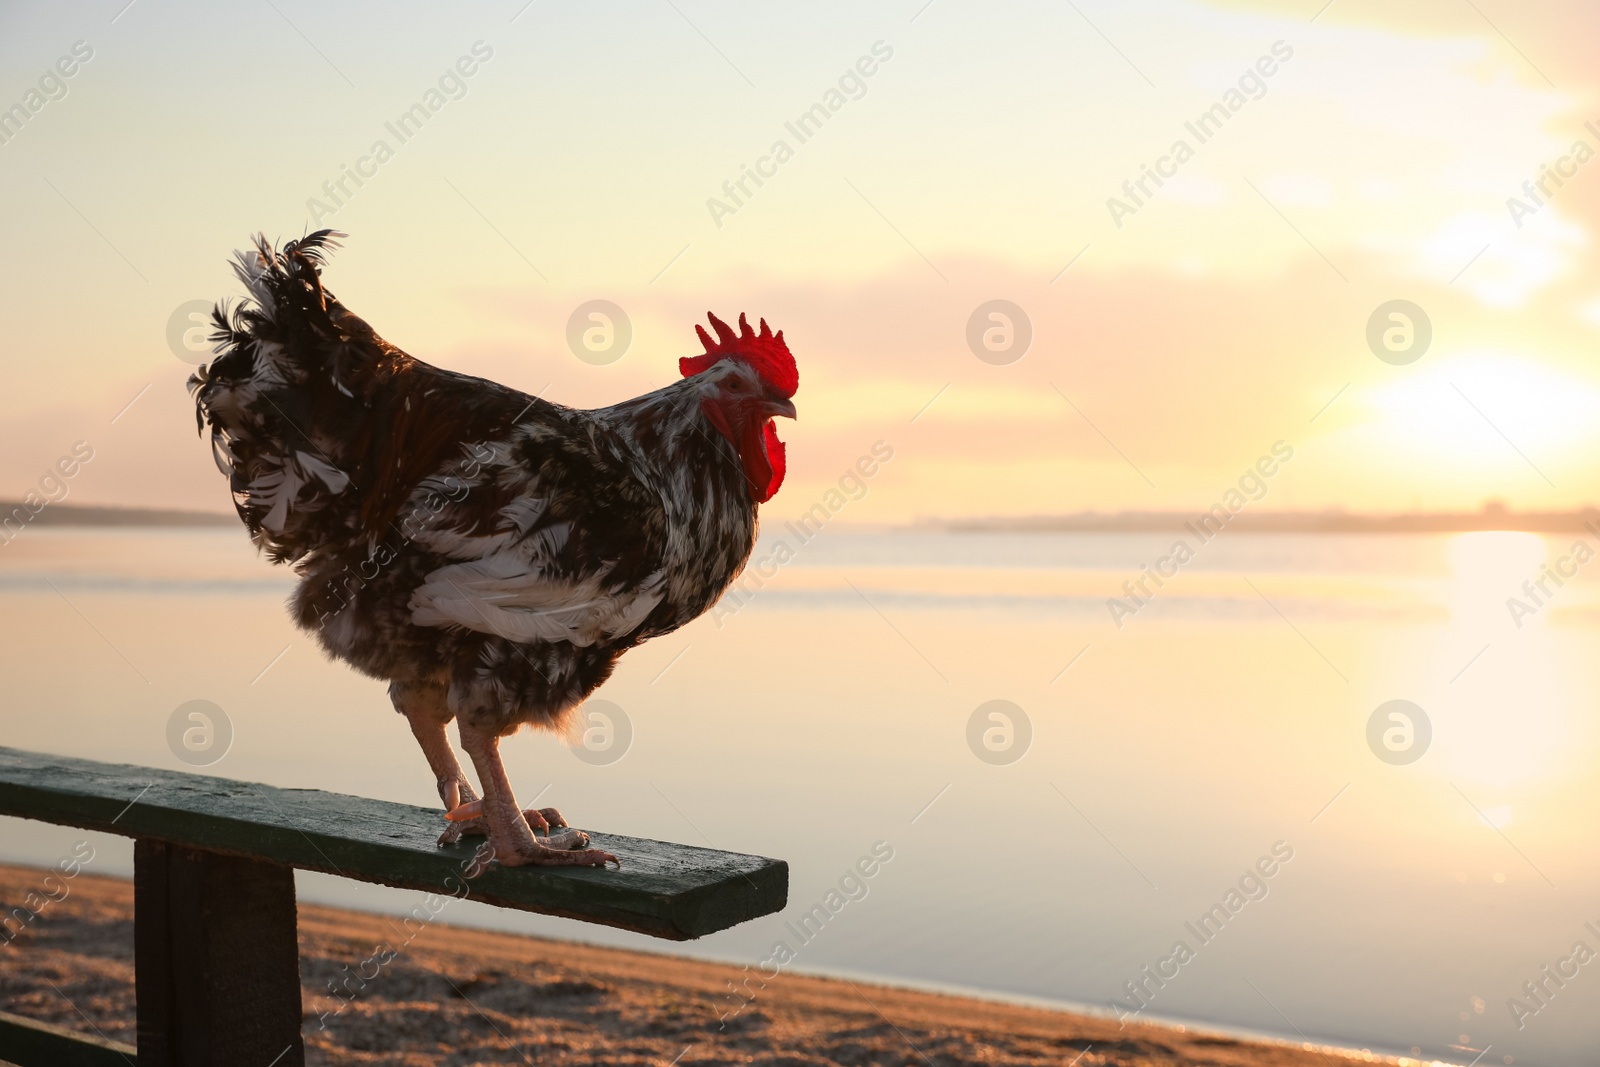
[404,415,672,651]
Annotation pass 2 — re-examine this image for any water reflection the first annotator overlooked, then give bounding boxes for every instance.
[1,528,1598,1065]
[1439,532,1580,790]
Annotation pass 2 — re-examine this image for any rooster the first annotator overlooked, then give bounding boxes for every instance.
[189,231,797,869]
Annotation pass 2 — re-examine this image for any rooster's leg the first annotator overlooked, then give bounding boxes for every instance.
[395,684,484,846]
[395,684,568,845]
[457,719,619,869]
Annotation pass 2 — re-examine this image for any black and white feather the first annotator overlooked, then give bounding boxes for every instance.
[190,233,782,735]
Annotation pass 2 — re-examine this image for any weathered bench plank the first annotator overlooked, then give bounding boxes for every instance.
[0,747,785,940]
[0,1011,136,1067]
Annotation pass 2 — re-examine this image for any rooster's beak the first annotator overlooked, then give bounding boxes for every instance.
[760,397,797,420]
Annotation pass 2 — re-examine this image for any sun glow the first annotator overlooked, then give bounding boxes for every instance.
[1363,351,1600,472]
[1372,351,1600,453]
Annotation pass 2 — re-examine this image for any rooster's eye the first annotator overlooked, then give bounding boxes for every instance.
[727,380,743,391]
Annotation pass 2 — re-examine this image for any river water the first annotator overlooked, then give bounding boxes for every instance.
[1,525,1596,1065]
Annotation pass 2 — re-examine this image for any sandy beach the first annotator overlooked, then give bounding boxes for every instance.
[0,862,1399,1067]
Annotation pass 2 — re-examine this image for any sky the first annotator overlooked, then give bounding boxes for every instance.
[2,0,1599,523]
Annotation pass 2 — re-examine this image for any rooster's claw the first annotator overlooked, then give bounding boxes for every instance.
[445,799,484,822]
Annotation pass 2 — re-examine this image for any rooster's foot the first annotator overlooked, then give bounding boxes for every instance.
[493,838,620,869]
[454,721,619,870]
[440,801,580,848]
[445,799,569,831]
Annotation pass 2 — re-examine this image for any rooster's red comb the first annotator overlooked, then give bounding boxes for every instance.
[679,312,797,398]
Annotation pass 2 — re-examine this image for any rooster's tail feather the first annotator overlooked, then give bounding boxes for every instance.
[189,230,382,562]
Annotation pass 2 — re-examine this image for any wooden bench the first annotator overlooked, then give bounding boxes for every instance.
[0,746,787,1066]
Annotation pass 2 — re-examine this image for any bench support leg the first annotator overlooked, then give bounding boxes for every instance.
[134,839,305,1067]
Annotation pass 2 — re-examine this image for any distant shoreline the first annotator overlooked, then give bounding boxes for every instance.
[8,500,1600,536]
[0,500,234,528]
[919,509,1600,535]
